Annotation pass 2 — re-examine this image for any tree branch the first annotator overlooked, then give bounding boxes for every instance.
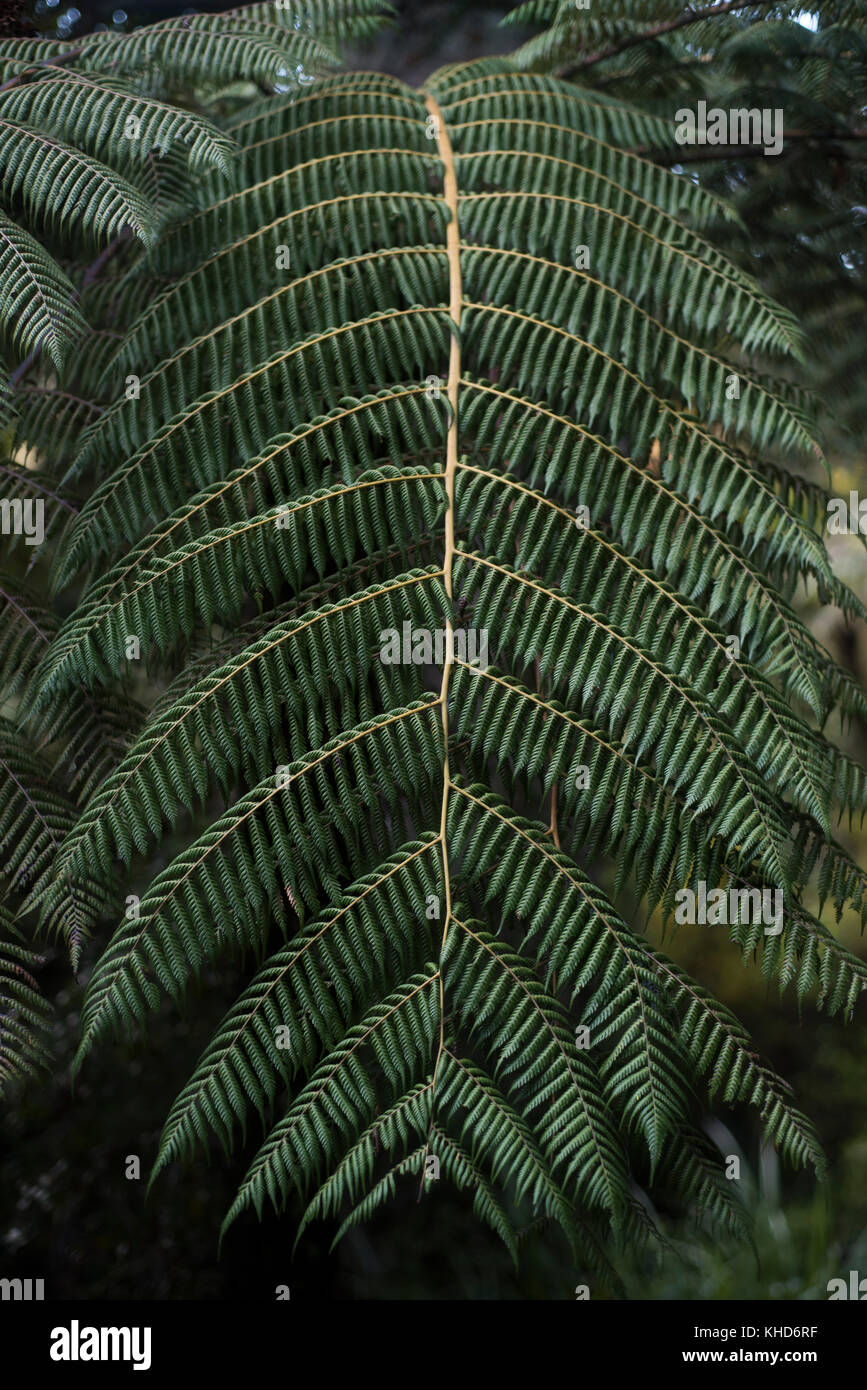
[9,229,129,388]
[557,0,779,77]
[0,46,82,97]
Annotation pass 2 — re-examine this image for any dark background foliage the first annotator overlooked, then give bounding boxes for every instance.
[1,0,866,1300]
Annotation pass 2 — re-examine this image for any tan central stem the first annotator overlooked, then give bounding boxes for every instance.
[423,89,462,1123]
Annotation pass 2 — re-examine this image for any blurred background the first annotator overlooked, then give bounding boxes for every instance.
[1,0,866,1299]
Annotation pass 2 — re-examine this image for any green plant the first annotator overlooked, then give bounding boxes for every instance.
[0,0,388,372]
[1,4,866,1287]
[616,1128,867,1300]
[504,0,867,438]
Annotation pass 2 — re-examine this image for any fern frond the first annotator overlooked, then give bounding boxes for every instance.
[447,784,691,1168]
[0,68,235,176]
[0,571,54,697]
[76,13,339,91]
[652,946,825,1172]
[19,47,862,1270]
[6,387,101,468]
[41,467,446,691]
[73,696,443,1064]
[59,570,448,873]
[444,917,630,1219]
[0,720,111,958]
[0,210,84,367]
[0,904,53,1096]
[152,837,443,1174]
[220,968,441,1234]
[0,120,157,248]
[657,1123,752,1244]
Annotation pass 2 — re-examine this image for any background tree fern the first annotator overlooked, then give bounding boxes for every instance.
[1,3,866,1289]
[503,0,867,438]
[0,0,390,373]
